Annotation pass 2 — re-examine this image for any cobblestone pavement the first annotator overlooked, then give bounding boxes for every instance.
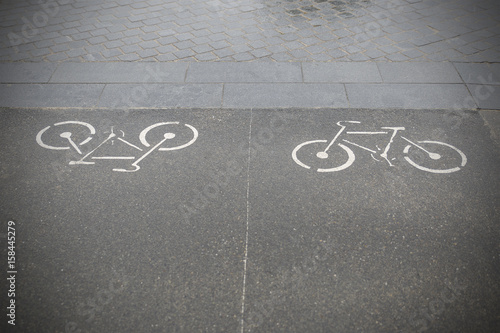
[0,0,499,62]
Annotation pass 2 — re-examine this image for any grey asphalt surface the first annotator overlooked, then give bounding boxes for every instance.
[1,107,499,332]
[1,0,500,332]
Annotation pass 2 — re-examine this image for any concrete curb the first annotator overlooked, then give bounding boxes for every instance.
[0,62,499,109]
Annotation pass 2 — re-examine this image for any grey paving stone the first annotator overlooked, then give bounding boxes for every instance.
[66,48,90,58]
[303,62,382,83]
[90,28,109,37]
[327,48,349,58]
[251,48,272,58]
[288,49,310,59]
[139,40,158,49]
[118,53,141,61]
[87,35,107,45]
[121,44,143,54]
[223,83,348,108]
[385,53,410,61]
[67,40,89,49]
[50,63,188,83]
[232,52,255,61]
[304,44,325,54]
[194,52,218,61]
[364,48,387,59]
[346,83,476,109]
[106,32,125,41]
[105,40,125,49]
[347,52,371,61]
[46,52,70,62]
[49,43,70,53]
[106,25,128,33]
[30,48,52,57]
[186,62,302,83]
[34,39,55,49]
[192,44,214,54]
[123,28,143,37]
[209,40,231,50]
[157,36,178,45]
[137,48,158,58]
[97,83,223,108]
[174,40,196,50]
[173,49,196,59]
[155,53,177,61]
[468,84,500,110]
[377,62,463,83]
[453,63,500,85]
[0,62,57,83]
[156,45,177,54]
[214,47,235,58]
[456,45,480,55]
[309,53,333,61]
[0,84,104,107]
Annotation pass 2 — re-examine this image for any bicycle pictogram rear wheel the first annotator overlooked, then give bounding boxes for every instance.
[36,121,95,150]
[292,140,355,172]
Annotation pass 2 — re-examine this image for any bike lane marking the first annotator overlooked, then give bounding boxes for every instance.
[291,120,468,174]
[36,121,199,173]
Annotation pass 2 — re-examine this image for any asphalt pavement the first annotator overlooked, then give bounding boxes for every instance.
[1,0,500,332]
[0,107,499,332]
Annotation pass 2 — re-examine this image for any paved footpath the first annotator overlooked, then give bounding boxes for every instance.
[0,0,500,333]
[0,0,499,62]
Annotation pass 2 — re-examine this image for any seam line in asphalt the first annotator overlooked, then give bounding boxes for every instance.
[240,110,253,333]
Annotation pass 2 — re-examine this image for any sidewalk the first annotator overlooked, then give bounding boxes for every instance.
[1,0,499,62]
[0,0,499,112]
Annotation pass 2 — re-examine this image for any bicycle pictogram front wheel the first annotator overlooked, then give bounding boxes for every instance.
[403,140,467,174]
[292,140,355,172]
[139,122,198,151]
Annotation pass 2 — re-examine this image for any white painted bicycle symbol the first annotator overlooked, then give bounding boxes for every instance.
[36,121,198,173]
[292,121,467,174]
